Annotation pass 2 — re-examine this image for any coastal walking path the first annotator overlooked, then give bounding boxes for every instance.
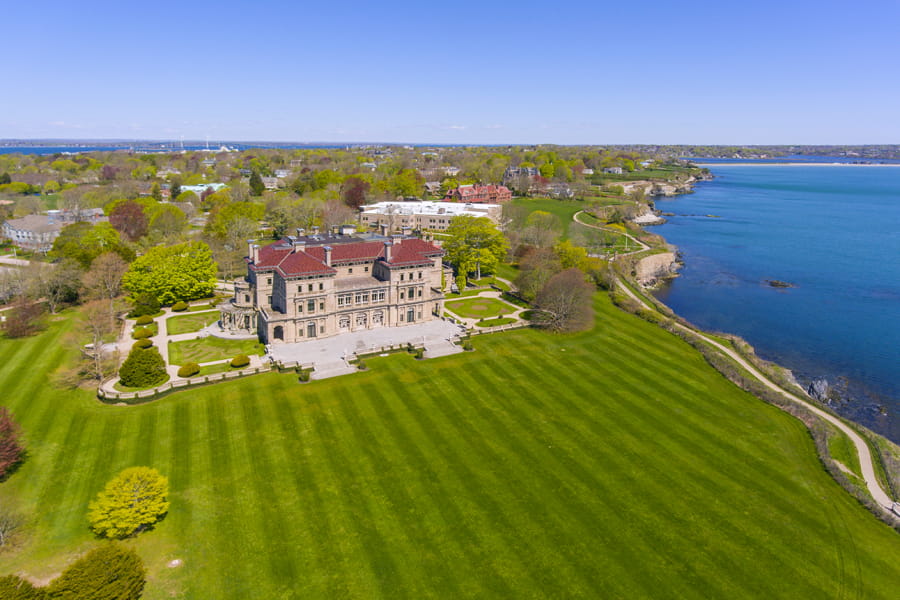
[572,211,650,256]
[615,279,895,511]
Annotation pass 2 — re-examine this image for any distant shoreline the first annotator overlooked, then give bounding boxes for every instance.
[694,162,900,167]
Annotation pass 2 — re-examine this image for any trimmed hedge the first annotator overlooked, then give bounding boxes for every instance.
[171,301,188,312]
[127,293,160,319]
[131,327,153,340]
[135,315,154,326]
[177,362,200,378]
[230,354,250,368]
[133,339,153,350]
[119,346,167,388]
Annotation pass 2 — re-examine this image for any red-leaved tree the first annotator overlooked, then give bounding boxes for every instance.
[0,407,24,480]
[341,176,371,209]
[109,200,148,242]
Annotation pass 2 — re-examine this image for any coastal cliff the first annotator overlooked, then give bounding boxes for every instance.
[635,252,679,287]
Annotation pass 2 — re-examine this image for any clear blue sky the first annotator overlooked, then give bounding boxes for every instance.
[4,0,900,144]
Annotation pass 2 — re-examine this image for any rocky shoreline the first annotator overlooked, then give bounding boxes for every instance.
[634,171,898,443]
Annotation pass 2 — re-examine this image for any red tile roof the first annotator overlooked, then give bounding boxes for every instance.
[250,238,443,277]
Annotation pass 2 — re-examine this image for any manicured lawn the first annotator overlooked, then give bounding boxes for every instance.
[197,362,238,376]
[828,426,863,477]
[511,197,584,238]
[445,297,517,319]
[475,317,517,327]
[166,311,220,335]
[1,299,900,599]
[168,336,263,365]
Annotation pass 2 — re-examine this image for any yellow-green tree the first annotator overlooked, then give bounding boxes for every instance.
[88,467,169,539]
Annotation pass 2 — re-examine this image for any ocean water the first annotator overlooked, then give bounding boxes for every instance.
[652,165,900,441]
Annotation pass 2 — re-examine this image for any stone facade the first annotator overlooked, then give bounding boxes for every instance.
[222,233,446,344]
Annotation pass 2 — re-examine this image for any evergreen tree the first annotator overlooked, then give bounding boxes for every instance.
[47,544,146,600]
[0,575,49,600]
[88,467,169,539]
[248,170,265,196]
[118,347,167,388]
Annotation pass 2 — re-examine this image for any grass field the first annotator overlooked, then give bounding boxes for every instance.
[445,297,516,319]
[168,336,263,365]
[166,311,220,335]
[511,196,584,238]
[1,297,899,598]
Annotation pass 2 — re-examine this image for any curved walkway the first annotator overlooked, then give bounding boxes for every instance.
[616,280,894,510]
[572,211,649,256]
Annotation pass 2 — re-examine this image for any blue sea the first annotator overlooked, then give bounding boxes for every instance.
[652,164,900,441]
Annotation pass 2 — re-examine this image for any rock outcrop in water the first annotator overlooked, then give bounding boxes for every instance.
[808,379,830,402]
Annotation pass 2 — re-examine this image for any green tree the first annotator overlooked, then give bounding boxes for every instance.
[147,203,187,238]
[150,182,162,202]
[443,216,508,282]
[117,346,167,388]
[87,467,169,539]
[122,241,217,305]
[0,575,48,599]
[249,170,265,196]
[50,223,134,269]
[47,543,146,599]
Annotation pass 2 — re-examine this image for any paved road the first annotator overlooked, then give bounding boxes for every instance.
[616,280,895,510]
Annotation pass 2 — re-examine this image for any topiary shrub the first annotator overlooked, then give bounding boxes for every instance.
[171,301,188,312]
[357,358,367,371]
[414,348,424,359]
[132,339,153,350]
[127,293,160,319]
[298,369,311,383]
[177,362,200,378]
[230,354,250,368]
[135,315,154,326]
[119,346,167,388]
[131,327,153,340]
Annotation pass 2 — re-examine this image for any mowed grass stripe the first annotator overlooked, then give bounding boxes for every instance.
[299,387,406,599]
[329,384,464,599]
[203,392,253,598]
[482,339,838,595]
[448,358,752,597]
[504,334,849,584]
[237,392,301,592]
[390,363,611,598]
[369,366,546,597]
[433,364,667,597]
[360,375,519,599]
[270,385,357,598]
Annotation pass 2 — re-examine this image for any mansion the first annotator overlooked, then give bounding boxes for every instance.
[220,231,446,344]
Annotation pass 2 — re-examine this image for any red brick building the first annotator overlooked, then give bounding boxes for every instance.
[444,184,512,204]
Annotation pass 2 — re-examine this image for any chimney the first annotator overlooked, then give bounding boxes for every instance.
[312,225,320,235]
[401,225,412,236]
[295,228,305,238]
[341,224,357,236]
[323,245,332,267]
[383,241,392,262]
[391,234,403,246]
[248,241,260,263]
[292,238,306,253]
[379,222,388,236]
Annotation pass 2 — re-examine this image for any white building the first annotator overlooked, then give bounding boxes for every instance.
[359,201,502,233]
